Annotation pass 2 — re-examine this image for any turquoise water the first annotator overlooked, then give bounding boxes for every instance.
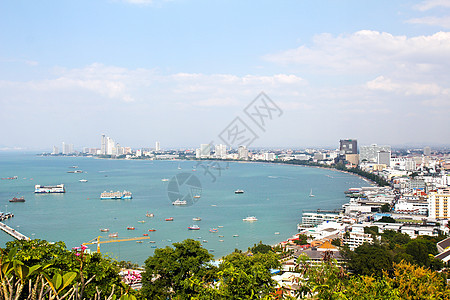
[0,153,367,265]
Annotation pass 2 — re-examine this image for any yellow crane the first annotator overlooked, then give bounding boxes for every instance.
[83,236,152,253]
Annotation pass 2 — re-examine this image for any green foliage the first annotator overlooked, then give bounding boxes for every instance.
[363,226,379,236]
[380,203,391,213]
[345,243,393,277]
[250,241,274,254]
[381,230,411,248]
[293,234,308,245]
[141,239,213,299]
[376,216,396,223]
[331,238,342,247]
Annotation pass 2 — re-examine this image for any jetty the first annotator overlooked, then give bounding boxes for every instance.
[0,222,30,241]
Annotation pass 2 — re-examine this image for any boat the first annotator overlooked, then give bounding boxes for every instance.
[165,217,174,221]
[149,241,156,243]
[1,176,18,180]
[100,190,132,200]
[178,164,181,170]
[9,197,25,203]
[274,232,280,235]
[148,229,156,232]
[79,179,88,182]
[193,195,201,198]
[146,212,154,217]
[219,240,224,242]
[34,184,65,193]
[109,232,118,238]
[309,189,315,197]
[67,170,83,173]
[192,217,201,221]
[233,235,239,237]
[218,235,224,237]
[218,225,224,228]
[172,199,187,205]
[202,240,208,243]
[243,216,258,222]
[151,245,157,248]
[235,189,244,194]
[161,178,169,182]
[143,233,149,236]
[100,228,109,232]
[127,227,135,230]
[136,241,143,244]
[209,228,218,233]
[188,225,200,230]
[138,220,146,223]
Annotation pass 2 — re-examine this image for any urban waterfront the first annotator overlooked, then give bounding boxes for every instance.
[0,152,367,265]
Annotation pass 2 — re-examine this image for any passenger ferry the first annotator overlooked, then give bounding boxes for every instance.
[100,190,132,200]
[35,184,65,193]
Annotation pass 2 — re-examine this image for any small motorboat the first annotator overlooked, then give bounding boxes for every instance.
[109,233,118,238]
[127,227,135,230]
[209,228,218,233]
[100,228,109,232]
[143,233,149,236]
[165,217,174,221]
[146,212,154,217]
[233,234,239,237]
[9,197,25,203]
[235,189,244,194]
[136,241,143,244]
[188,225,200,230]
[193,195,201,198]
[193,217,201,221]
[138,220,146,223]
[148,229,156,232]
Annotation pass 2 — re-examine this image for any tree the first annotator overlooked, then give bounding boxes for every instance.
[380,203,390,213]
[376,216,396,223]
[346,243,393,277]
[293,234,308,245]
[250,242,274,254]
[141,239,213,299]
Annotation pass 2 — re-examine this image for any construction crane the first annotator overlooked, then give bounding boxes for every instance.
[82,236,152,253]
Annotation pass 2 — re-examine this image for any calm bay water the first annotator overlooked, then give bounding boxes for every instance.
[0,152,367,264]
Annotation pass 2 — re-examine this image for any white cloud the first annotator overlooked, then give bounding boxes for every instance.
[366,76,447,96]
[406,16,450,28]
[264,30,450,74]
[414,0,450,11]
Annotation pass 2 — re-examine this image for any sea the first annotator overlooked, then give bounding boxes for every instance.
[0,152,368,265]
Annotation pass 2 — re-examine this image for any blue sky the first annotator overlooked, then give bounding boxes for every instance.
[1,0,449,150]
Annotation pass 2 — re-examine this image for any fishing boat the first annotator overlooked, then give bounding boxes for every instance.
[161,178,169,182]
[235,189,244,194]
[143,233,149,236]
[79,179,88,182]
[146,212,154,217]
[243,216,258,222]
[136,241,143,244]
[209,228,218,233]
[218,235,224,237]
[138,220,146,223]
[309,189,315,197]
[108,232,118,238]
[148,229,156,232]
[165,217,174,221]
[188,225,200,230]
[233,235,239,237]
[192,217,201,221]
[127,226,135,230]
[218,225,224,228]
[9,197,25,203]
[100,228,109,232]
[193,195,201,198]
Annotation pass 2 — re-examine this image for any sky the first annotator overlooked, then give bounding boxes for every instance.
[1,0,449,150]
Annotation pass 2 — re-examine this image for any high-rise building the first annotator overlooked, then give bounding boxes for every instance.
[52,146,59,155]
[155,141,160,152]
[61,142,70,155]
[238,145,249,160]
[101,134,106,155]
[214,144,227,159]
[106,137,115,155]
[423,146,431,156]
[360,144,391,163]
[377,151,391,166]
[339,139,357,154]
[200,144,211,158]
[428,188,450,220]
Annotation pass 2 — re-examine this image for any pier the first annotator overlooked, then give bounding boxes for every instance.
[0,222,30,241]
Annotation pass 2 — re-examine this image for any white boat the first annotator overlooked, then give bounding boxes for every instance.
[172,199,187,205]
[79,179,88,182]
[243,216,258,222]
[161,178,169,182]
[235,189,244,194]
[309,189,315,197]
[193,217,201,221]
[188,225,200,230]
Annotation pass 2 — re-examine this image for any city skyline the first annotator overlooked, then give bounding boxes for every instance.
[1,1,450,150]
